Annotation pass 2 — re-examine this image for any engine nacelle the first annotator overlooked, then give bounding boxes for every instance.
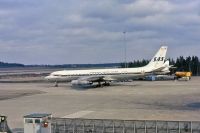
[71,80,92,86]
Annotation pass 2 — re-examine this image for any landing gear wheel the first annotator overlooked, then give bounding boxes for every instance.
[103,82,110,86]
[96,82,102,88]
[54,81,58,87]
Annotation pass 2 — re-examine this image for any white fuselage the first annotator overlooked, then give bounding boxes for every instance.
[46,66,152,82]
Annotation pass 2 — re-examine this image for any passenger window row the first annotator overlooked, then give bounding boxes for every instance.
[53,73,132,77]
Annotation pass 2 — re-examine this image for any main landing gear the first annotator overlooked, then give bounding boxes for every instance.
[103,82,110,86]
[96,82,110,87]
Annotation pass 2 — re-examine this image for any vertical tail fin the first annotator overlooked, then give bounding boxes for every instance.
[146,46,168,69]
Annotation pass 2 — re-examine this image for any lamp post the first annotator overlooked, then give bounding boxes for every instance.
[123,31,127,68]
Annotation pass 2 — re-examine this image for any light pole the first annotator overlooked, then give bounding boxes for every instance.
[123,31,127,68]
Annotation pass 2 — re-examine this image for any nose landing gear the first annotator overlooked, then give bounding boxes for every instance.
[54,81,58,87]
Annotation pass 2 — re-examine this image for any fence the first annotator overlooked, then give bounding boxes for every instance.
[51,118,200,133]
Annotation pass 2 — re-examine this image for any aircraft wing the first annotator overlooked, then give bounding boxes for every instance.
[169,65,177,69]
[78,75,117,82]
[77,75,105,82]
[71,75,116,86]
[152,66,167,72]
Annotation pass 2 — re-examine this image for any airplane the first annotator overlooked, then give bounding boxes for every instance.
[45,46,168,87]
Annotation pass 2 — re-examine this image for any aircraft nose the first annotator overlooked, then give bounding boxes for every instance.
[45,75,58,81]
[45,75,51,80]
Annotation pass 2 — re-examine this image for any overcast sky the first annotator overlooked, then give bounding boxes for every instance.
[0,0,200,64]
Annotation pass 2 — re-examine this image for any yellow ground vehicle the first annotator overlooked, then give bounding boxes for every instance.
[175,72,192,81]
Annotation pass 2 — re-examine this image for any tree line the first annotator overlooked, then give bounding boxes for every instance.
[1,56,200,76]
[0,61,24,68]
[0,61,120,68]
[121,56,200,76]
[170,56,200,76]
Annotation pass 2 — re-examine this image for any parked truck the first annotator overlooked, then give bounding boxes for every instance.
[175,71,192,81]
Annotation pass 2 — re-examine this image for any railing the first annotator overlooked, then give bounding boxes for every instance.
[51,118,200,133]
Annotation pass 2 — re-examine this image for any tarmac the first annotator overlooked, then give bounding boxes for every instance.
[0,75,200,130]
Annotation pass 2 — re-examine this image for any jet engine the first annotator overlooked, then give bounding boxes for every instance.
[71,80,93,86]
